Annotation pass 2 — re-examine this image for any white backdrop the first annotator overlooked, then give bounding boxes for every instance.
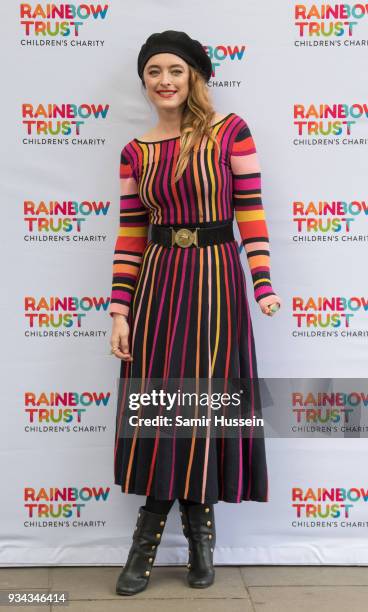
[1,0,368,565]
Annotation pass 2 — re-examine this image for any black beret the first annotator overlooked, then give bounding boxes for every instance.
[137,30,212,84]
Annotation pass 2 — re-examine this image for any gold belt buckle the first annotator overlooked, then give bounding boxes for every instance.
[171,227,198,248]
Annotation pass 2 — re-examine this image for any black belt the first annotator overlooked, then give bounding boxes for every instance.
[151,221,234,248]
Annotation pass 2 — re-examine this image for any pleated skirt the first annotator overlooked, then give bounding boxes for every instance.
[113,226,269,504]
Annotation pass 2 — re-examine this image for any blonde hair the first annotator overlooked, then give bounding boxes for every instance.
[173,66,220,182]
[141,64,221,183]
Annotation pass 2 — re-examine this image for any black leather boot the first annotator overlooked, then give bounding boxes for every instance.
[179,502,216,588]
[116,505,167,595]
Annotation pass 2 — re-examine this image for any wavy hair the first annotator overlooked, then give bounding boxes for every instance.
[142,65,220,183]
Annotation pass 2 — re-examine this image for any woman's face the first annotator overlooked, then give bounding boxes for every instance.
[142,53,190,113]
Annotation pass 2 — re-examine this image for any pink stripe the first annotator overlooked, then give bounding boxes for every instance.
[201,247,212,502]
[168,248,194,498]
[244,272,254,499]
[111,289,131,301]
[131,243,155,353]
[200,145,211,219]
[233,244,244,501]
[254,285,273,299]
[252,265,271,273]
[162,248,188,500]
[165,251,188,377]
[226,242,243,503]
[147,247,175,380]
[142,245,175,496]
[113,359,130,473]
[123,243,157,492]
[114,254,143,263]
[234,177,260,190]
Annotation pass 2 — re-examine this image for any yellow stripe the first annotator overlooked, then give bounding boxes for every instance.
[112,283,134,289]
[233,192,261,198]
[235,210,265,222]
[211,246,221,374]
[254,278,271,287]
[118,226,148,237]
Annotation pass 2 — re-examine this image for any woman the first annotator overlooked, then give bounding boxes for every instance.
[109,30,281,595]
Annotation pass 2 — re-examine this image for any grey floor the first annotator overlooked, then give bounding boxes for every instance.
[2,565,368,611]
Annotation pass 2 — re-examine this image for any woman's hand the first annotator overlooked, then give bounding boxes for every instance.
[110,314,133,361]
[258,294,282,317]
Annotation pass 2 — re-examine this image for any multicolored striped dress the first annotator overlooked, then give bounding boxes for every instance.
[109,112,276,504]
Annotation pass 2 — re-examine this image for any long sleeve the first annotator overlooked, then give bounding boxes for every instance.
[230,117,276,303]
[109,145,149,318]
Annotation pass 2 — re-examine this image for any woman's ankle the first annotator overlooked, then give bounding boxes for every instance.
[144,496,175,515]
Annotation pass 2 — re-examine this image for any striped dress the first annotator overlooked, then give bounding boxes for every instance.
[109,112,276,504]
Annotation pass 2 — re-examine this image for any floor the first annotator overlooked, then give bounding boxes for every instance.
[2,565,368,611]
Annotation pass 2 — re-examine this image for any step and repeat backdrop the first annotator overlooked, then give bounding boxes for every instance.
[2,1,368,565]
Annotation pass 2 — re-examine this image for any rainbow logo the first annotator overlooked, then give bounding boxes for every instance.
[22,103,109,137]
[24,390,110,425]
[20,3,109,37]
[292,296,368,329]
[24,486,110,518]
[294,103,368,137]
[24,199,111,234]
[291,389,368,427]
[294,3,368,38]
[292,199,368,235]
[292,487,368,519]
[24,296,110,329]
[203,43,246,79]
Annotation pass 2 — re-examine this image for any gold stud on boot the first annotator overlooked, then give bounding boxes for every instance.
[179,502,216,588]
[116,506,168,596]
